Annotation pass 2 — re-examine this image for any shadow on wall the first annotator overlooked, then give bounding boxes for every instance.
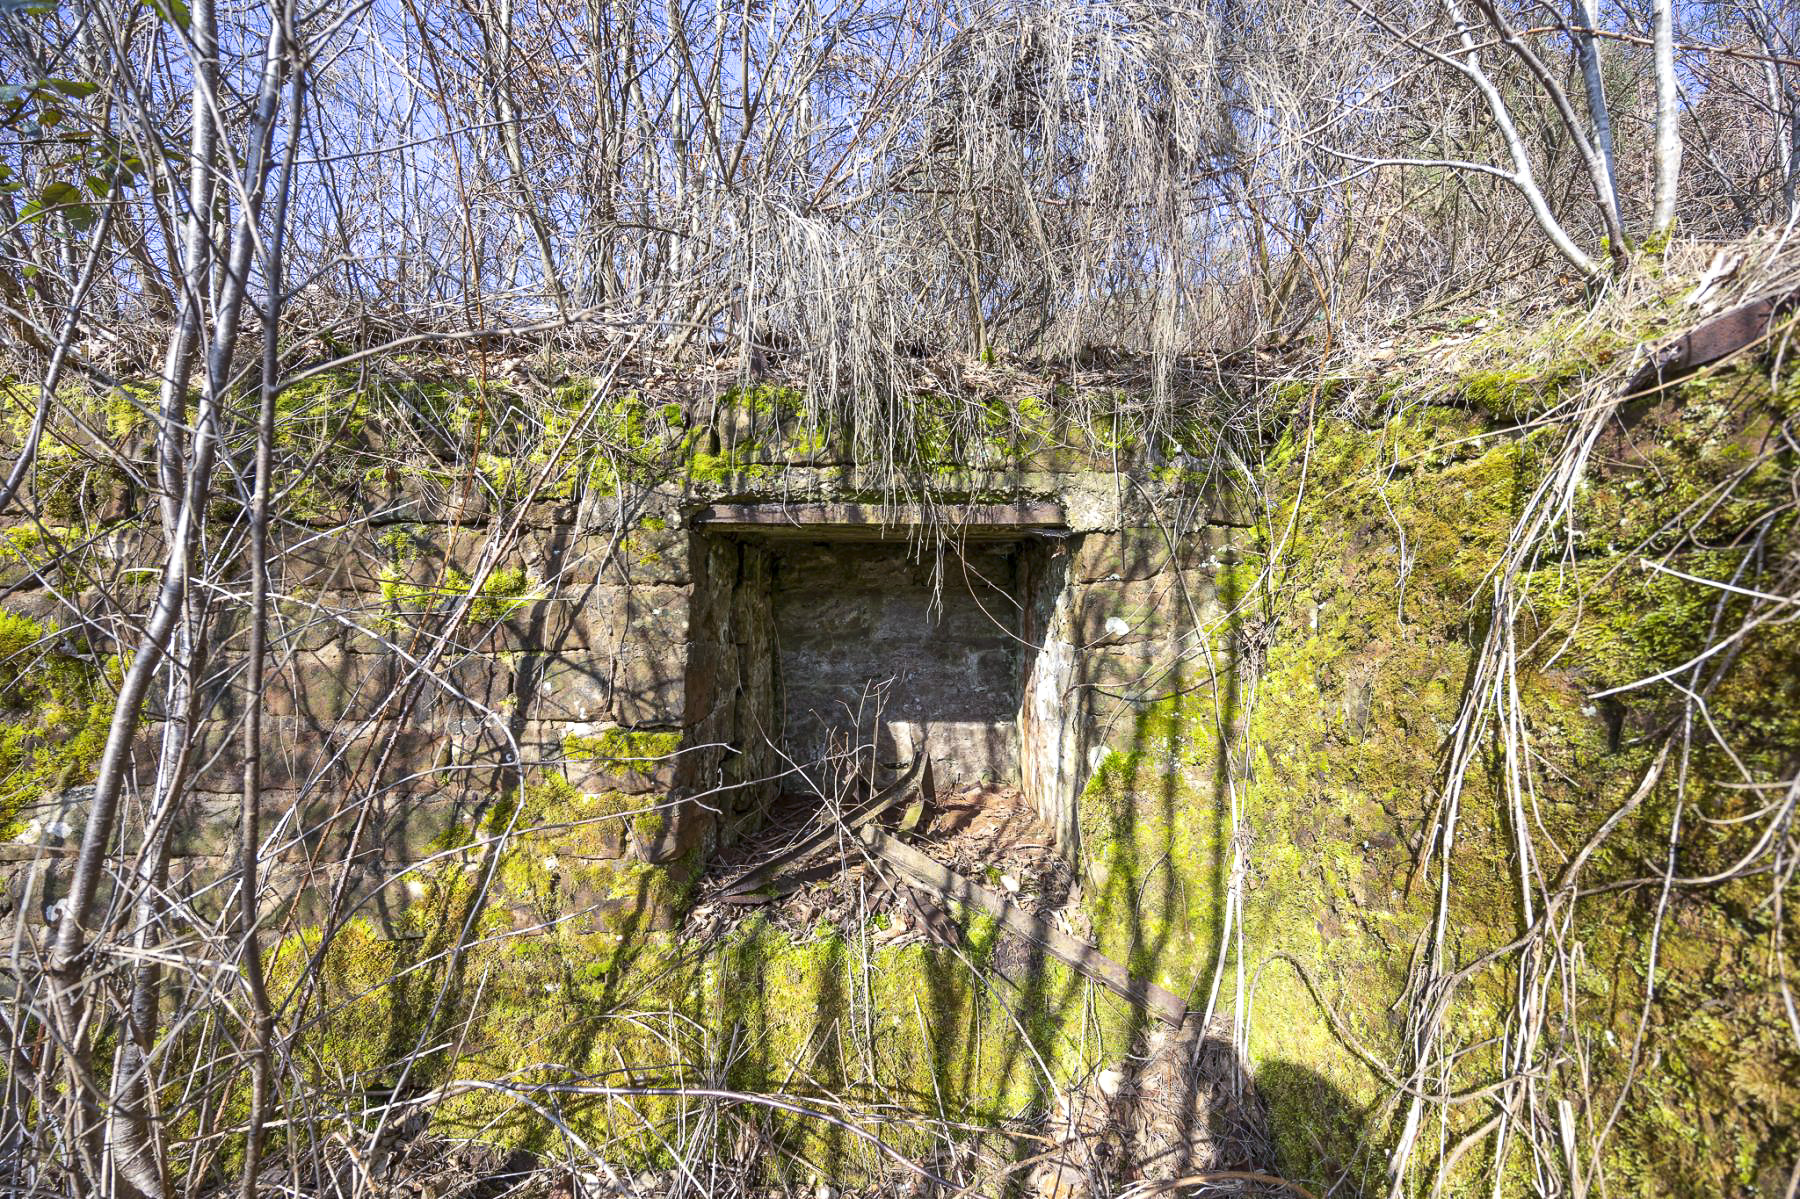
[770,538,1030,791]
[1067,523,1384,1193]
[276,514,1386,1191]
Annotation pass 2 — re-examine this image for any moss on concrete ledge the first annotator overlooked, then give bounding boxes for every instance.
[562,728,682,764]
[278,876,1124,1185]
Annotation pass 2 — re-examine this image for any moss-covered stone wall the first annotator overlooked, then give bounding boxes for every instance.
[2,330,1791,1193]
[1081,355,1799,1194]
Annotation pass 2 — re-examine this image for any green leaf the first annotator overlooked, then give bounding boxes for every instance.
[43,78,99,100]
[142,0,192,28]
[38,180,82,206]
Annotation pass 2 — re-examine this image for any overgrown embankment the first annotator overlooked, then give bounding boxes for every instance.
[1083,301,1799,1194]
[3,280,1794,1196]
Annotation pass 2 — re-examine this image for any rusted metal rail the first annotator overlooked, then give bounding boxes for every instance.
[1624,283,1800,396]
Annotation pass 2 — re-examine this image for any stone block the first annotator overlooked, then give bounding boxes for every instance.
[584,584,689,654]
[164,716,449,796]
[274,529,392,593]
[613,520,692,587]
[170,794,243,857]
[423,654,517,718]
[145,659,245,721]
[530,656,615,722]
[1074,576,1217,645]
[393,526,531,583]
[270,592,372,652]
[552,516,691,587]
[613,652,686,726]
[1072,527,1239,583]
[137,721,233,791]
[378,795,472,860]
[488,583,685,662]
[545,587,623,654]
[1076,639,1206,703]
[680,638,734,728]
[630,792,709,863]
[1073,530,1159,583]
[6,786,92,853]
[334,723,443,782]
[564,757,674,796]
[560,886,680,934]
[267,645,397,722]
[561,725,682,795]
[458,608,543,656]
[436,717,558,783]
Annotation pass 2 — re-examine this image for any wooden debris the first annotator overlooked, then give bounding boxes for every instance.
[718,741,926,899]
[696,780,1074,944]
[859,827,1189,1027]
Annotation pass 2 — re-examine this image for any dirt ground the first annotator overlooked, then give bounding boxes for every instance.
[688,782,1080,946]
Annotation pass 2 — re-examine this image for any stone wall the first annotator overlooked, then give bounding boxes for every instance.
[770,538,1025,790]
[7,314,1789,1196]
[1,397,1252,938]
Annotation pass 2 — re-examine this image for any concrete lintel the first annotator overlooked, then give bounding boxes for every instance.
[691,501,1067,538]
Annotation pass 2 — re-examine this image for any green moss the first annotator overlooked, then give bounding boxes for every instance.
[1272,375,1348,410]
[629,807,665,842]
[378,561,537,630]
[30,445,119,520]
[378,563,462,628]
[1,525,61,586]
[105,382,153,440]
[274,373,366,450]
[256,726,1138,1181]
[0,605,117,836]
[1076,349,1796,1195]
[563,728,681,764]
[1459,364,1553,417]
[376,526,423,561]
[468,565,532,623]
[276,835,1126,1183]
[684,446,745,485]
[1452,315,1629,419]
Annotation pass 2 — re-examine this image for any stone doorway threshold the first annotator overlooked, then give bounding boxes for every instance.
[689,781,1075,945]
